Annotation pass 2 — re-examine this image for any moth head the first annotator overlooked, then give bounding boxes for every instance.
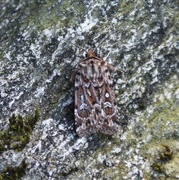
[86,49,97,58]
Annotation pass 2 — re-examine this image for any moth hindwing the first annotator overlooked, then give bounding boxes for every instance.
[74,49,119,137]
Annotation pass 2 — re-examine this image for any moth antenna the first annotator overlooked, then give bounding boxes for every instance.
[59,38,88,54]
[93,33,112,53]
[70,43,88,53]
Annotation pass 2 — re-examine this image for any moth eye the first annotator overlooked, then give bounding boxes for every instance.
[85,53,88,57]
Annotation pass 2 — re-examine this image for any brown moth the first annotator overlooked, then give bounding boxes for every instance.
[74,49,119,137]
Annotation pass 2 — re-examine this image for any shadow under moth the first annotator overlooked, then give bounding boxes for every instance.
[75,49,119,137]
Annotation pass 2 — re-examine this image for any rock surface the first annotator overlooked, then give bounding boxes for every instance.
[0,0,179,179]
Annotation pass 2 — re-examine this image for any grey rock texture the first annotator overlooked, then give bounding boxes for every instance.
[0,0,179,179]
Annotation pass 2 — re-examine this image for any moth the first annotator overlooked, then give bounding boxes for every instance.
[74,49,119,137]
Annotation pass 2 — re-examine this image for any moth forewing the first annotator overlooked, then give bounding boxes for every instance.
[75,49,119,137]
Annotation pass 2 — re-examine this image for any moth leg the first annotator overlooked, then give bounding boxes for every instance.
[107,63,115,71]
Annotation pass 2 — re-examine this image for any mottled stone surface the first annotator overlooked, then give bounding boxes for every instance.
[0,0,179,179]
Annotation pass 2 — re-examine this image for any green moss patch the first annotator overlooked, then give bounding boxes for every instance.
[151,144,173,173]
[0,160,27,180]
[0,108,40,153]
